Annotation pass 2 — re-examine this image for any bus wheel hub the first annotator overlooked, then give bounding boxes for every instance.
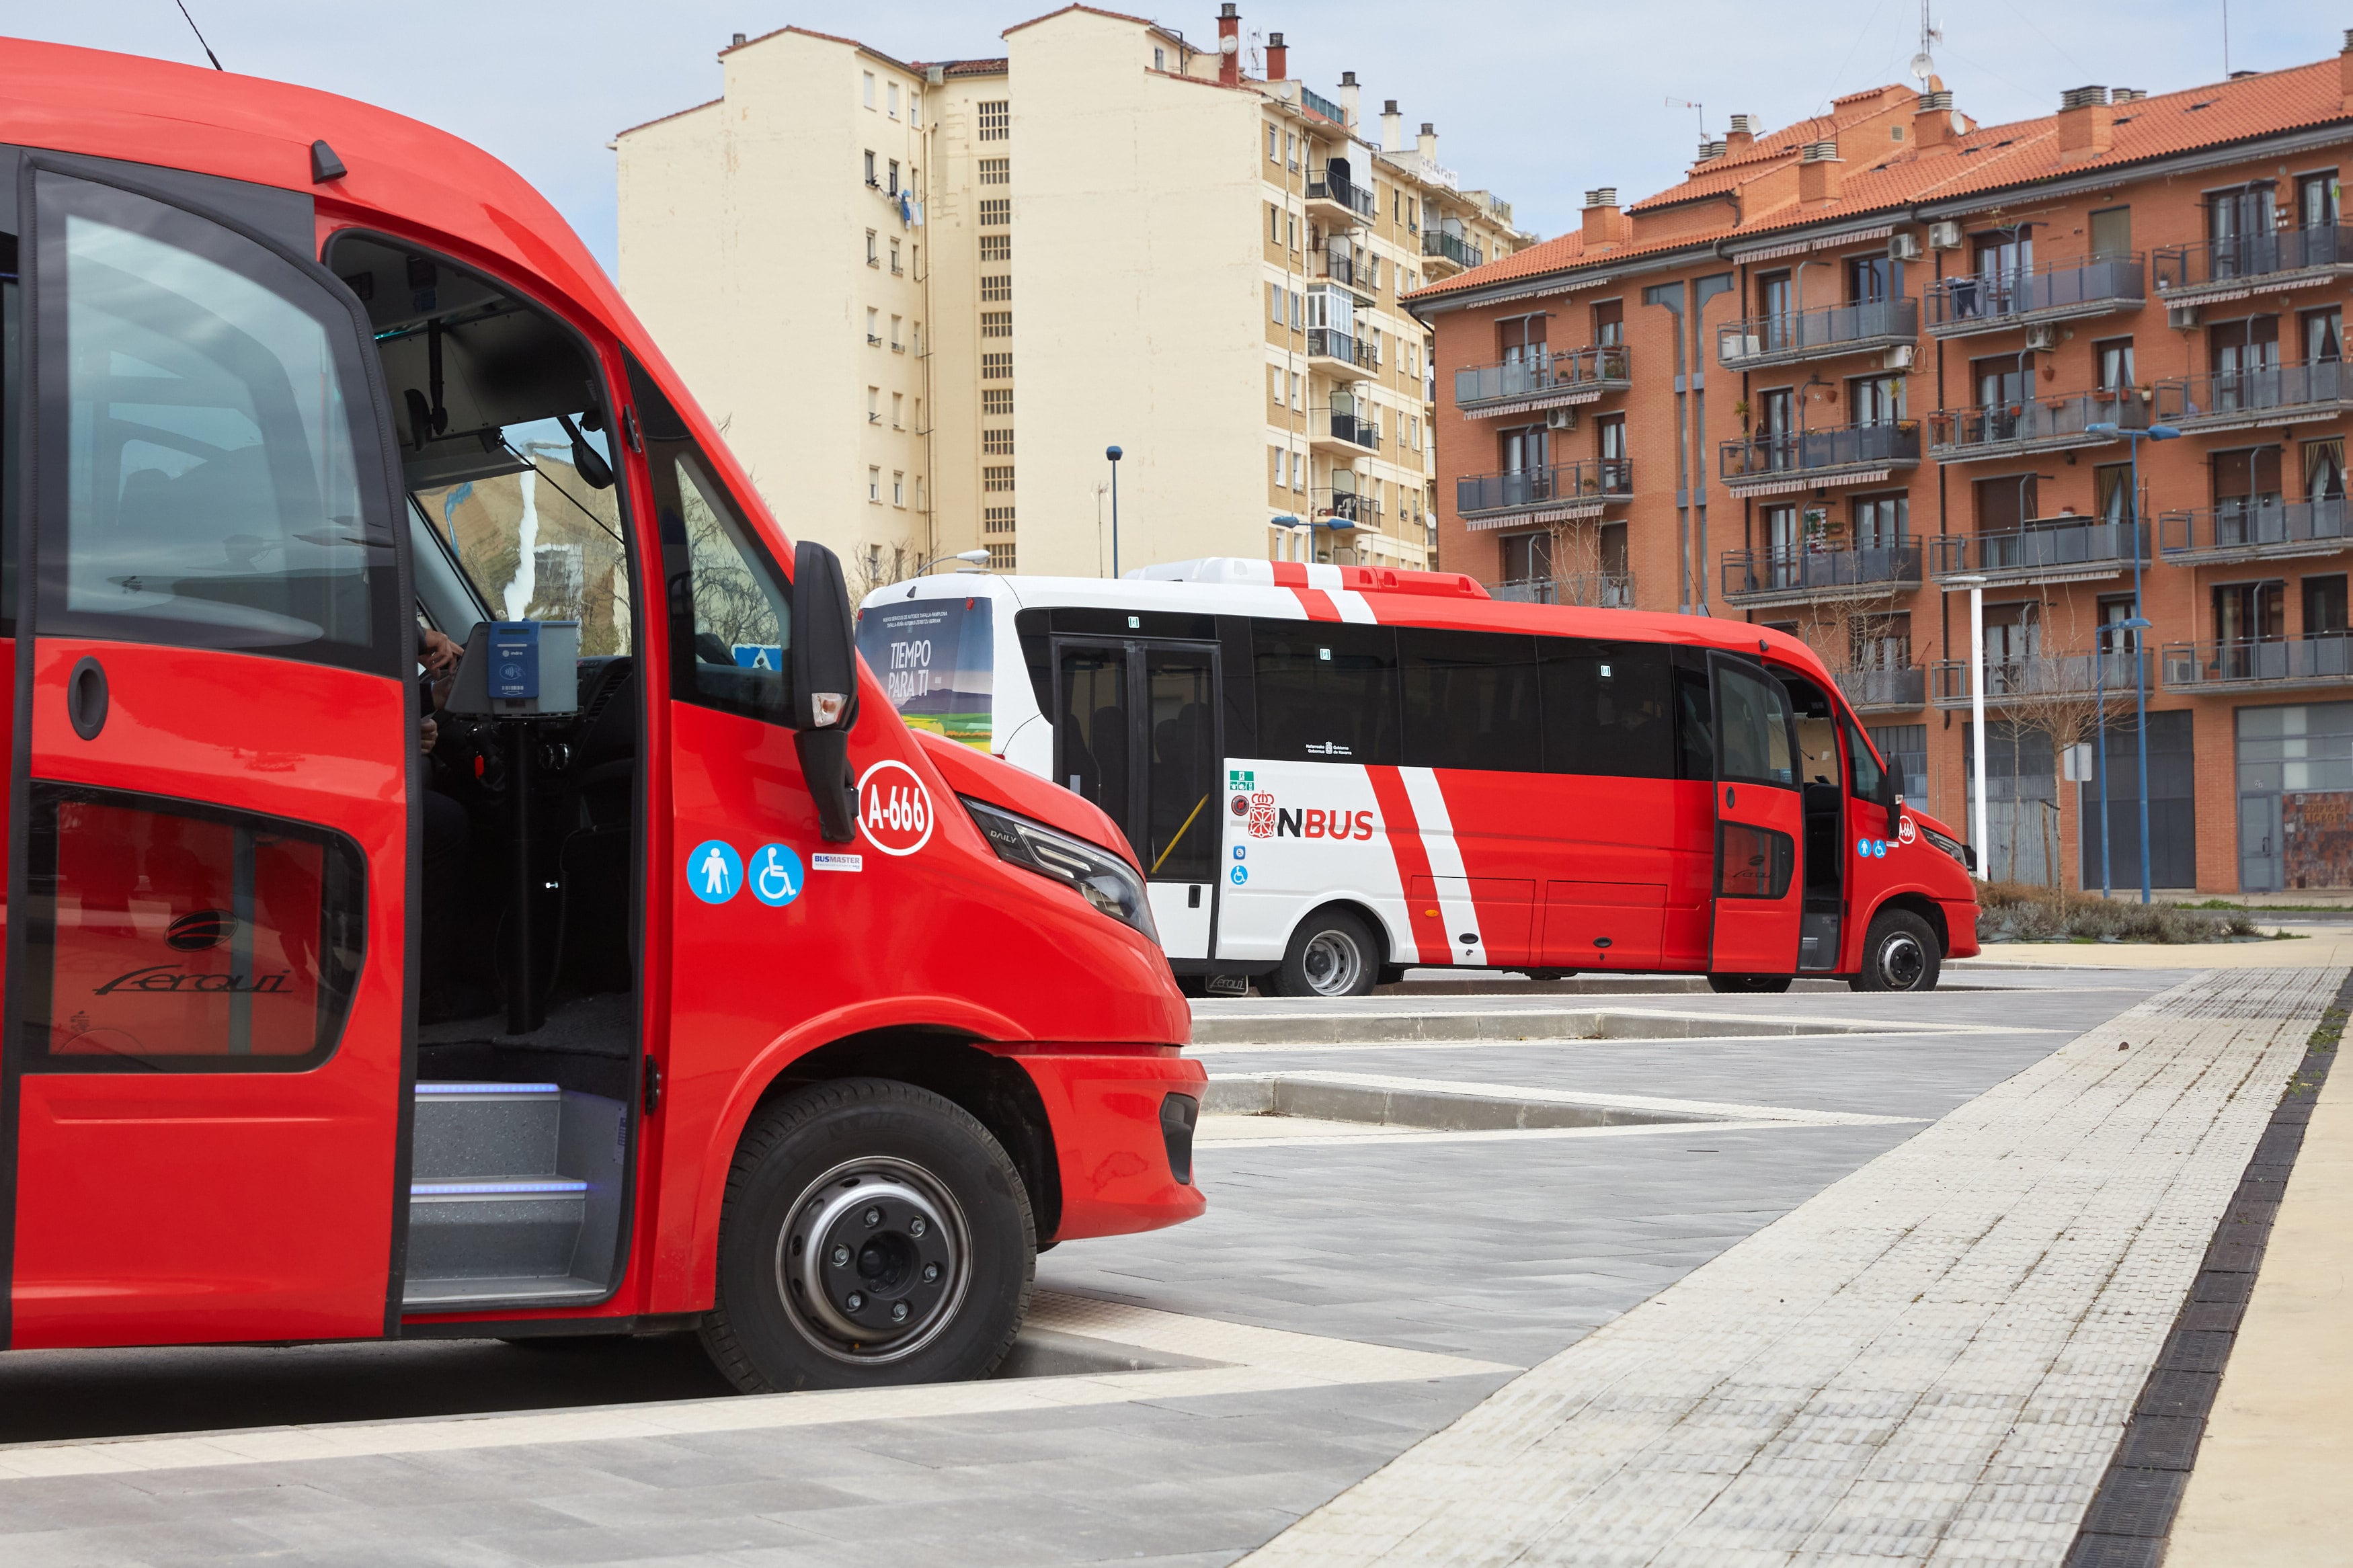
[781,1161,967,1358]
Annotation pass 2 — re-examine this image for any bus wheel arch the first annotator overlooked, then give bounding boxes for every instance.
[1850,896,1945,992]
[1272,901,1388,998]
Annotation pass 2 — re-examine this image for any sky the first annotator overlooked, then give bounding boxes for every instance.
[16,1,2347,274]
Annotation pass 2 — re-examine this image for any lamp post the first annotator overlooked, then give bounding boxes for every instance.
[1105,446,1123,579]
[1948,571,1991,880]
[2085,421,2181,903]
[916,548,992,575]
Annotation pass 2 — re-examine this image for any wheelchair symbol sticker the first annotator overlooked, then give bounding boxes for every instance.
[750,843,804,907]
[689,840,744,903]
[1230,864,1248,885]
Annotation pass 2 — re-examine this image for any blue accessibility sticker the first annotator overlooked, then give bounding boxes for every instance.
[1230,864,1248,885]
[749,843,805,907]
[688,839,744,903]
[1232,844,1246,860]
[1856,836,1872,858]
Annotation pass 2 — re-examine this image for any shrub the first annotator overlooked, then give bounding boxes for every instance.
[1974,879,2259,944]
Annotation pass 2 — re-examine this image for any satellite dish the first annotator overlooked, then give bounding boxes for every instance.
[1950,110,1966,135]
[1909,51,1936,83]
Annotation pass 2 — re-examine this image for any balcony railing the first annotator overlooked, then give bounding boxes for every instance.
[1311,246,1369,292]
[1836,665,1928,712]
[1306,173,1376,220]
[1457,459,1633,518]
[1929,519,2147,583]
[1490,571,1636,609]
[2154,224,2350,295]
[1306,327,1374,371]
[1925,389,2149,461]
[1716,298,1918,368]
[1323,409,1378,450]
[1423,230,1485,270]
[2161,635,2353,691]
[2159,497,2351,563]
[1300,85,1346,124]
[1311,488,1381,527]
[1719,421,1920,484]
[1453,345,1633,412]
[1719,542,1921,605]
[1931,650,2147,707]
[1922,254,2145,335]
[2153,361,2353,430]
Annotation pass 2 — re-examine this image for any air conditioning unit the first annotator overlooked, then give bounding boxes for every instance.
[1546,406,1580,431]
[1888,231,1922,262]
[2169,302,2201,330]
[2024,324,2058,352]
[1928,220,1963,250]
[1884,343,1917,371]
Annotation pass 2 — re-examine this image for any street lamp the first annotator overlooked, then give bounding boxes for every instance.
[1105,446,1123,579]
[2095,615,2154,899]
[2085,421,2181,903]
[916,548,992,575]
[1948,571,1991,880]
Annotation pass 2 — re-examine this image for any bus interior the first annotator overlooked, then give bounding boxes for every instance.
[328,231,643,1309]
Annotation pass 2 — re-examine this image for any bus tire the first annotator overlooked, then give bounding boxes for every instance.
[699,1077,1035,1394]
[1849,909,1940,992]
[1273,908,1380,997]
[1707,973,1791,993]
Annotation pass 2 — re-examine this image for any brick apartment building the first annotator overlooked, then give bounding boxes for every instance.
[1412,31,2353,895]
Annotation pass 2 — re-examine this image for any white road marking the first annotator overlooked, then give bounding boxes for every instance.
[1199,1116,1920,1151]
[1208,1069,1926,1126]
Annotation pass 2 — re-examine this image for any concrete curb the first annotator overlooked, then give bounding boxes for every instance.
[1199,1077,1714,1132]
[1189,1007,1907,1046]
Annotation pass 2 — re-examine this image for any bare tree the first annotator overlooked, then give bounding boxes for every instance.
[1987,595,2137,909]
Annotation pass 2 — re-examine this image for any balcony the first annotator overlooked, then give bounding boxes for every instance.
[2153,224,2352,306]
[1925,389,2149,464]
[1715,298,1917,370]
[1490,571,1636,609]
[1310,487,1381,530]
[1456,460,1632,527]
[1929,518,2147,587]
[1719,543,1922,608]
[1305,172,1375,226]
[1931,650,2147,708]
[1923,254,2145,338]
[2160,498,2350,565]
[2161,634,2353,693]
[1422,229,1485,279]
[2153,362,2353,435]
[1308,409,1379,456]
[1718,421,1920,497]
[1835,665,1928,713]
[1310,245,1374,301]
[1453,346,1632,418]
[1299,85,1346,125]
[1306,327,1375,374]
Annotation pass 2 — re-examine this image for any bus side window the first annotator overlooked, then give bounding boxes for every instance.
[1847,721,1887,801]
[1674,665,1714,780]
[1251,620,1398,764]
[1717,663,1796,786]
[1540,639,1672,778]
[2,231,15,637]
[1400,628,1540,773]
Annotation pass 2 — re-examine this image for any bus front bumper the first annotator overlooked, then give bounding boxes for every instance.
[1011,1049,1209,1243]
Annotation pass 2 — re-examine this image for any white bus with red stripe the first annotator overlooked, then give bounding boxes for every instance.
[856,559,1980,996]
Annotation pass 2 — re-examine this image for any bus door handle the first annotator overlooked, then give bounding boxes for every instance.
[67,656,110,741]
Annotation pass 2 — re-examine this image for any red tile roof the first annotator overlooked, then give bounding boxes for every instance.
[1410,54,2353,306]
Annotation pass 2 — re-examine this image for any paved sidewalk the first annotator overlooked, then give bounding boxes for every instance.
[1241,966,2341,1567]
[1957,924,2353,970]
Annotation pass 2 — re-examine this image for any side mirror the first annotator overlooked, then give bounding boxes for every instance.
[789,541,861,843]
[1883,770,1903,839]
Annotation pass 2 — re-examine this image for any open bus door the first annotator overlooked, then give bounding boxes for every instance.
[1707,652,1804,977]
[3,162,411,1348]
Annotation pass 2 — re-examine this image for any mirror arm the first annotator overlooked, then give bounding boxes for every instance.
[796,728,859,843]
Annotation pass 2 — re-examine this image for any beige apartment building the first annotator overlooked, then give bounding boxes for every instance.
[613,4,1524,589]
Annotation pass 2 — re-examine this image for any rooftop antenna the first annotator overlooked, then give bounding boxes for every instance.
[1667,96,1707,139]
[1908,0,1941,83]
[175,0,225,70]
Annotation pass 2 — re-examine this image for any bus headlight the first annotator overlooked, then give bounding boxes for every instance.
[959,796,1160,944]
[1920,823,1976,874]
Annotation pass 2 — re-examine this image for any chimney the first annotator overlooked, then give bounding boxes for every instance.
[1582,188,1625,246]
[1798,140,1843,204]
[1217,3,1240,87]
[2341,28,2353,111]
[1418,121,1438,165]
[1912,88,1956,151]
[1695,138,1728,163]
[730,32,746,47]
[1725,113,1758,151]
[1338,70,1359,128]
[1381,99,1403,151]
[2057,84,2113,159]
[1265,30,1287,81]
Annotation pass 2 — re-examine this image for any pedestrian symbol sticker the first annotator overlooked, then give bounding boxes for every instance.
[689,840,744,903]
[750,843,804,907]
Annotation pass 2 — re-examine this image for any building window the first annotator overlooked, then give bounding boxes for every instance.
[987,542,1016,570]
[984,505,1016,534]
[890,239,902,274]
[866,307,880,345]
[978,99,1009,140]
[1270,366,1285,405]
[864,150,877,186]
[979,157,1010,185]
[984,466,1015,493]
[1593,298,1624,346]
[983,427,1014,456]
[863,72,875,108]
[867,386,879,423]
[1267,124,1279,162]
[980,311,1012,338]
[893,471,906,507]
[1269,202,1280,243]
[1291,371,1301,407]
[982,386,1013,417]
[891,392,904,428]
[868,466,881,503]
[978,198,1010,227]
[866,229,879,266]
[1154,45,1166,71]
[887,159,900,193]
[980,274,1011,302]
[2091,204,2133,257]
[1269,282,1283,323]
[887,81,900,118]
[980,233,1011,262]
[982,352,1012,378]
[889,315,903,349]
[912,93,920,129]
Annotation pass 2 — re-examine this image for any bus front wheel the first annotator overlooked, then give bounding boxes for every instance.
[1274,909,1380,998]
[701,1078,1035,1393]
[1707,973,1791,994]
[1850,909,1940,992]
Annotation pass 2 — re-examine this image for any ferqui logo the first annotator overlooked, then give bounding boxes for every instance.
[166,909,236,951]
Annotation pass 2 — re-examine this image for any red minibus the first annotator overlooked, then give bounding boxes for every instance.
[0,42,1203,1390]
[859,558,1981,996]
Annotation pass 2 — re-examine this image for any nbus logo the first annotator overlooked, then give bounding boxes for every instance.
[857,759,934,856]
[1248,802,1377,841]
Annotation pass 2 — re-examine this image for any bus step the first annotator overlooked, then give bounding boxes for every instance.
[411,1082,562,1180]
[405,1177,588,1281]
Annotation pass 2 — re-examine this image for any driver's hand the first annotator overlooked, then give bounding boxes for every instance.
[418,627,462,679]
[420,716,439,755]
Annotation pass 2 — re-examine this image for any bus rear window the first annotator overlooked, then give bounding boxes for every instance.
[859,595,995,749]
